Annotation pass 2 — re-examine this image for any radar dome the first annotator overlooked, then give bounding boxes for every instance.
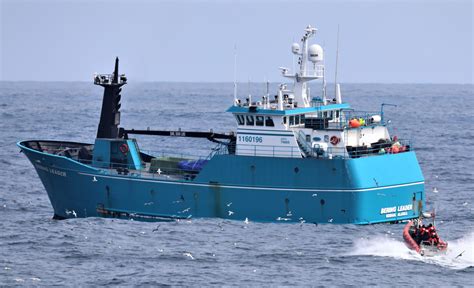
[308,44,323,62]
[291,43,300,54]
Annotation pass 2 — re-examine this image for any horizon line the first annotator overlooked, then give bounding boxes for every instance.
[1,80,473,85]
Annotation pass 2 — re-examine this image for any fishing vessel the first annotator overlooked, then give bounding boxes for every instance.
[18,25,425,224]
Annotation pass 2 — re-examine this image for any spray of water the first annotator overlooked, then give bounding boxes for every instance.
[348,232,474,270]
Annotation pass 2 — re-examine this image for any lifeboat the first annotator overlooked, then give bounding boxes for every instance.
[403,220,448,256]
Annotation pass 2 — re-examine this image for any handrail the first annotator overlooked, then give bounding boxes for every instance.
[236,144,302,158]
[297,130,312,157]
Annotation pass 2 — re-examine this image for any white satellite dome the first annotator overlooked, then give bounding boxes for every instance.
[291,43,300,54]
[308,44,323,62]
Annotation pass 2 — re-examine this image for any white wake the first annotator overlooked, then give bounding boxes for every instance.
[348,232,474,270]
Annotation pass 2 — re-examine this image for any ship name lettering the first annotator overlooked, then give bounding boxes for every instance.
[50,168,67,177]
[397,204,412,212]
[380,206,396,214]
[35,164,67,177]
[35,164,49,172]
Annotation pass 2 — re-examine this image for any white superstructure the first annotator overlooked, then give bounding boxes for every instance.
[228,25,398,159]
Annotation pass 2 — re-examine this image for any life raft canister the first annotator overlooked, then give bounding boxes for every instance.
[330,136,340,145]
[119,143,129,155]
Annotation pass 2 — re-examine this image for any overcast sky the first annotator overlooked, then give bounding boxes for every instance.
[1,0,472,83]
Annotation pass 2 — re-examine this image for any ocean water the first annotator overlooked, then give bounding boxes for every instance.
[0,82,473,286]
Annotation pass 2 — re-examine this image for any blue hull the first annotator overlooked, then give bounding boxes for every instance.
[19,141,425,224]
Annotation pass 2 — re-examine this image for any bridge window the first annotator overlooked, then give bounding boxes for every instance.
[283,117,287,124]
[301,114,305,124]
[265,117,274,127]
[289,116,294,126]
[256,115,264,126]
[236,115,244,125]
[246,115,255,126]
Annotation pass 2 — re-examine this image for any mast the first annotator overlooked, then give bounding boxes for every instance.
[233,45,238,105]
[94,57,127,139]
[281,25,324,108]
[334,25,340,100]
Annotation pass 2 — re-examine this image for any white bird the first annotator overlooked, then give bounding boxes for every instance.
[228,210,234,216]
[244,217,249,224]
[312,193,318,197]
[180,207,191,213]
[227,202,233,207]
[432,187,438,193]
[299,217,306,225]
[65,209,77,217]
[276,217,291,221]
[157,168,162,175]
[183,252,194,260]
[92,176,98,182]
[328,218,333,223]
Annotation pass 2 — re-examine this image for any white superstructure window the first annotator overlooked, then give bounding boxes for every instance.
[246,115,255,126]
[236,114,245,125]
[265,117,275,127]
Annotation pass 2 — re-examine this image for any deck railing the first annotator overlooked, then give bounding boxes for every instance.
[236,144,303,158]
[214,139,412,159]
[308,110,386,131]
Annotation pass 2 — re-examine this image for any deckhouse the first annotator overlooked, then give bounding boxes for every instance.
[229,25,395,159]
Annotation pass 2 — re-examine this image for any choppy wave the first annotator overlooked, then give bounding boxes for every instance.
[349,232,474,270]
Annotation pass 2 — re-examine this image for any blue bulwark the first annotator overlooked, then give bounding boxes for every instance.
[226,103,350,115]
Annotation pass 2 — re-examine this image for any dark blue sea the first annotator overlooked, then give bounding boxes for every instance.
[0,82,473,286]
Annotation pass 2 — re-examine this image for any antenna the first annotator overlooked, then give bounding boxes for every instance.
[248,77,252,105]
[266,78,269,96]
[322,66,327,103]
[292,37,296,73]
[334,25,340,99]
[233,44,238,105]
